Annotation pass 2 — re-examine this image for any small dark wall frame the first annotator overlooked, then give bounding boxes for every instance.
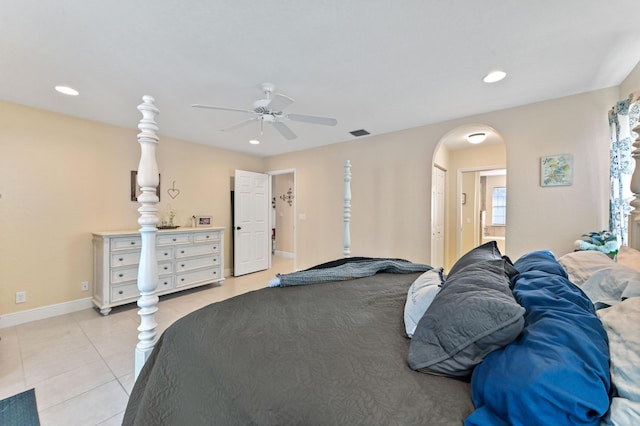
[131,170,161,201]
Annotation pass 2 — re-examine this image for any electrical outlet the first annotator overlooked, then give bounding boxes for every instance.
[81,281,89,291]
[15,291,26,304]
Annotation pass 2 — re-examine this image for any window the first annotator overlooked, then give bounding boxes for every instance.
[492,187,506,225]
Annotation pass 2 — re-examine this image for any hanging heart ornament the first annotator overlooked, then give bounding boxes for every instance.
[168,181,180,199]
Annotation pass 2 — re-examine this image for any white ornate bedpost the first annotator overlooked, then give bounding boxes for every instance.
[135,95,160,378]
[344,160,351,257]
[629,120,640,249]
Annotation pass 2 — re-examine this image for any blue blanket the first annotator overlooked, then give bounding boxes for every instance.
[466,250,611,426]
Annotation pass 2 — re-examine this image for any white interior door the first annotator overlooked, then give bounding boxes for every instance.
[431,166,445,268]
[234,170,269,276]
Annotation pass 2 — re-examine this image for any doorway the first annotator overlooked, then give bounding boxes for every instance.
[458,168,507,258]
[269,169,296,271]
[432,124,506,270]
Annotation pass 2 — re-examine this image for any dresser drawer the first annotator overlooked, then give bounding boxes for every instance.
[111,251,140,268]
[157,247,173,260]
[111,267,138,284]
[176,267,222,288]
[111,247,173,267]
[111,282,139,302]
[176,256,220,272]
[158,233,191,246]
[176,243,221,258]
[157,276,174,292]
[111,236,141,251]
[158,261,173,275]
[194,231,221,243]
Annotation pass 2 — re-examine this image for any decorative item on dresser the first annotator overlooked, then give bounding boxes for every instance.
[92,227,224,315]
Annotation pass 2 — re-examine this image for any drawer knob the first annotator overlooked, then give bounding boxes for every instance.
[213,258,217,262]
[118,257,124,261]
[130,242,135,245]
[181,264,185,268]
[118,290,123,295]
[206,235,210,239]
[172,238,177,242]
[181,278,185,282]
[181,250,185,254]
[118,273,124,278]
[164,266,168,270]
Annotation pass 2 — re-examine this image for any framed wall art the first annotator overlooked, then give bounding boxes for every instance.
[540,154,573,187]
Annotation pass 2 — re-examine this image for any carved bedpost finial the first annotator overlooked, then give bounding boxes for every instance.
[135,95,160,378]
[629,121,640,249]
[344,160,352,257]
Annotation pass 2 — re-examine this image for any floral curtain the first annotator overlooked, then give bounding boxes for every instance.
[609,93,639,246]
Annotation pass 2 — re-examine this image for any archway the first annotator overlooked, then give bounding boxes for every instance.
[431,124,507,270]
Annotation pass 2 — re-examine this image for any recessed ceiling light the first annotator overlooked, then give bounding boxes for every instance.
[249,139,260,145]
[55,85,79,96]
[467,132,487,144]
[482,71,506,83]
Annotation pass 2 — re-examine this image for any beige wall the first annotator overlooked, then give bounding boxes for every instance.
[273,173,294,254]
[0,82,629,317]
[0,101,263,315]
[620,59,640,97]
[266,87,620,270]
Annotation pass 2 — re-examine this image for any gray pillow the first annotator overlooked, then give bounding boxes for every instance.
[407,258,525,378]
[447,240,503,277]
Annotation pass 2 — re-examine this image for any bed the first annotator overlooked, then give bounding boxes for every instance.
[124,96,640,425]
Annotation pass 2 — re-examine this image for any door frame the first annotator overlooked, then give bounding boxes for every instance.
[268,168,297,271]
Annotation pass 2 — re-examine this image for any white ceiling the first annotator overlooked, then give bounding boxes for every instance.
[2,1,640,157]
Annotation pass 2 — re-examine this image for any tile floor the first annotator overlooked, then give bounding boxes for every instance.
[0,256,293,425]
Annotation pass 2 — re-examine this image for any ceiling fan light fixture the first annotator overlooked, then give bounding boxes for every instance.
[467,132,487,144]
[249,139,260,145]
[54,85,79,96]
[483,71,506,83]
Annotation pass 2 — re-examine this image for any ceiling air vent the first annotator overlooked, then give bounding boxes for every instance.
[349,129,370,137]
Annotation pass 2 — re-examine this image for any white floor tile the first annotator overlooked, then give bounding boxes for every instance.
[0,257,293,426]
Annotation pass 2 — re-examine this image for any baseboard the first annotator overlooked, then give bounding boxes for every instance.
[0,297,94,328]
[275,251,294,259]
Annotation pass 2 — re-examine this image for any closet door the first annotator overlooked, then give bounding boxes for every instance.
[431,166,446,268]
[234,170,270,276]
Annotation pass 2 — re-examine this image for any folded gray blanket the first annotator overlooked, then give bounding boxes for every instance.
[269,258,432,287]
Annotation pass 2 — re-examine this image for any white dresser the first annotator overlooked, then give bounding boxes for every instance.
[92,227,225,315]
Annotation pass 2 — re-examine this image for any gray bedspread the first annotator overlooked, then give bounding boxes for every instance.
[123,273,473,425]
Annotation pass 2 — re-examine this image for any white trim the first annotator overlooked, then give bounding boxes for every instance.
[0,297,94,328]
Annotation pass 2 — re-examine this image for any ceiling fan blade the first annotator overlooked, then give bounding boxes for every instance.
[267,93,294,112]
[192,104,254,114]
[286,113,337,126]
[221,117,259,132]
[272,121,297,140]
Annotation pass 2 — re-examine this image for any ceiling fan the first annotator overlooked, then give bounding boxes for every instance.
[192,83,338,140]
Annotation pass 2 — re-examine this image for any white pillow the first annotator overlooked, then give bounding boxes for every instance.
[404,268,443,338]
[557,250,614,286]
[558,250,640,308]
[618,246,640,273]
[598,298,640,425]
